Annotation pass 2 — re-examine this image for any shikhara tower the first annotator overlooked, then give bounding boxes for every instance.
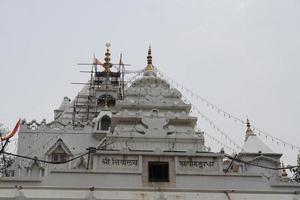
[0,45,299,200]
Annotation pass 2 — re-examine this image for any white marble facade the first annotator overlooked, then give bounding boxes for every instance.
[1,47,299,200]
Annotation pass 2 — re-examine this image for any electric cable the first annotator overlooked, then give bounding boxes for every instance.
[2,151,89,165]
[224,154,299,170]
[156,67,300,151]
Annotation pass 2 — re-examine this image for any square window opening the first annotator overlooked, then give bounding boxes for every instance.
[148,161,169,182]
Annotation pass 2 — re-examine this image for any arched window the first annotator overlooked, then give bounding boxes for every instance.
[100,115,111,131]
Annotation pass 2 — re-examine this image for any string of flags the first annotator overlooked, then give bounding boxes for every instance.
[155,69,242,150]
[123,70,238,152]
[251,126,300,150]
[124,70,143,87]
[156,69,244,123]
[125,69,236,151]
[182,96,242,150]
[200,130,239,153]
[156,68,300,152]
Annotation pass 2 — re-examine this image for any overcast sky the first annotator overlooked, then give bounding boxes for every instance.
[1,0,300,165]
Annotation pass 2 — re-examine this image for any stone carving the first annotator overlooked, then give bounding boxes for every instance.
[21,119,95,132]
[73,157,87,169]
[27,120,40,130]
[145,94,163,104]
[140,116,169,137]
[46,138,72,157]
[166,125,176,135]
[47,120,66,130]
[134,124,146,134]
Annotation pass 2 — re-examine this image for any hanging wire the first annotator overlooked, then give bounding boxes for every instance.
[25,135,60,156]
[251,126,300,150]
[191,101,242,149]
[3,150,89,165]
[201,131,238,153]
[224,154,299,170]
[155,69,241,149]
[124,69,144,88]
[180,88,241,150]
[156,67,300,151]
[156,68,245,124]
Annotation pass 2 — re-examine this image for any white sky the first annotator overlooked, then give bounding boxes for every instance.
[0,0,300,165]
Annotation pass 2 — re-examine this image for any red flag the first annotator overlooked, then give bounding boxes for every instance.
[93,57,102,66]
[0,119,21,141]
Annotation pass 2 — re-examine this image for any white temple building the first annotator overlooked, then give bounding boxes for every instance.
[1,45,300,200]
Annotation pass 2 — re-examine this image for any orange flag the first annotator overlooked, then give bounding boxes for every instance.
[0,119,21,141]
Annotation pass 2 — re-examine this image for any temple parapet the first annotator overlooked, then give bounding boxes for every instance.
[20,119,94,132]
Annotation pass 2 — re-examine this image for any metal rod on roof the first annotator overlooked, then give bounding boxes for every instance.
[71,82,91,85]
[224,154,237,173]
[78,63,130,66]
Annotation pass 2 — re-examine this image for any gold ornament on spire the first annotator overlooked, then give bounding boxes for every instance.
[103,42,112,72]
[145,45,154,72]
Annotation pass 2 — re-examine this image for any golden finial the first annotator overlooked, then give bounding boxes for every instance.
[145,45,154,72]
[246,118,251,129]
[245,117,254,140]
[103,42,111,72]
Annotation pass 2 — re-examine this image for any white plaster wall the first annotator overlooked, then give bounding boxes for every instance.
[0,188,298,200]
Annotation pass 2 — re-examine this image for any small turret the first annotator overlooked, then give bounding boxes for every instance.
[241,118,273,153]
[54,96,71,120]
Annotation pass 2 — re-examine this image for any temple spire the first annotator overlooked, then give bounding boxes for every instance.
[145,45,154,72]
[245,118,255,140]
